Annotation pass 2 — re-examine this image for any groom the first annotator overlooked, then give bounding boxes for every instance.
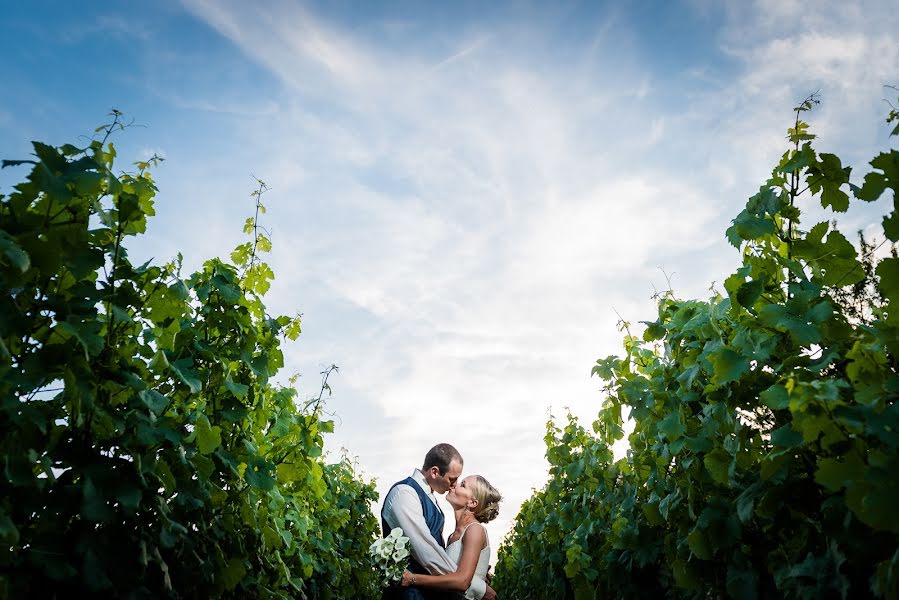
[381,443,497,600]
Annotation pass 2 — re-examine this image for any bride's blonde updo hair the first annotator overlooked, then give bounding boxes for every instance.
[469,476,502,524]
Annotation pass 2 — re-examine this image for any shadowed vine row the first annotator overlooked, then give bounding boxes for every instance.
[0,114,381,599]
[494,95,899,599]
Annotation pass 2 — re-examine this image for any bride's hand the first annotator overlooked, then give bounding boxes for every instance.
[401,570,415,587]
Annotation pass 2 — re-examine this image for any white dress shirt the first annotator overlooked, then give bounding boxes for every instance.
[382,469,487,600]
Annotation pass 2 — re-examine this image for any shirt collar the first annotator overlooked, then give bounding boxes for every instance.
[411,468,439,505]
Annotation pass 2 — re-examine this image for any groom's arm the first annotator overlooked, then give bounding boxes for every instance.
[384,486,489,599]
[383,484,455,573]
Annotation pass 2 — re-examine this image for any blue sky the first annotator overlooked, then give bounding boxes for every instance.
[3,0,898,562]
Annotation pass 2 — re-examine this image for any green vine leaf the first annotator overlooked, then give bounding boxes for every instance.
[195,415,222,455]
[704,449,732,485]
[706,347,750,385]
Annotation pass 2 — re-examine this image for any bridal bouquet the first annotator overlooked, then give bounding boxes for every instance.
[369,527,411,586]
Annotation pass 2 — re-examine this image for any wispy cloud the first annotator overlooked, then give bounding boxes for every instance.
[166,0,899,559]
[2,0,894,569]
[55,13,156,44]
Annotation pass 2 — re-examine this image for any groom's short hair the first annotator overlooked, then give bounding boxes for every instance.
[422,443,463,475]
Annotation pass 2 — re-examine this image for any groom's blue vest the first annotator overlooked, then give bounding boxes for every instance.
[381,477,452,600]
[382,477,445,576]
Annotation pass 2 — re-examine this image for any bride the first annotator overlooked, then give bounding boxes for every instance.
[401,475,502,598]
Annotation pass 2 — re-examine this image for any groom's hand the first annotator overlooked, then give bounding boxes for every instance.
[483,584,497,600]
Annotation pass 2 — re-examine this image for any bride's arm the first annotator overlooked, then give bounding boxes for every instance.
[402,525,486,593]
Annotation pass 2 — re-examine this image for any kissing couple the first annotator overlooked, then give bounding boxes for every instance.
[381,443,502,600]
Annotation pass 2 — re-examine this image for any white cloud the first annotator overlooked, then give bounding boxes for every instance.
[164,0,899,563]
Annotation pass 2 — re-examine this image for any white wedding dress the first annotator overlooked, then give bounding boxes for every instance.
[445,523,490,600]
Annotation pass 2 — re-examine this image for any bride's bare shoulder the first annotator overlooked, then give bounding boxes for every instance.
[461,522,487,547]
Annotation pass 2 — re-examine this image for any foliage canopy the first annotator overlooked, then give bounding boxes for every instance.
[494,95,899,599]
[0,113,380,599]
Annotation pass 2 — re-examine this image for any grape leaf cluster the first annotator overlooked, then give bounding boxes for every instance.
[0,115,381,598]
[494,97,899,599]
